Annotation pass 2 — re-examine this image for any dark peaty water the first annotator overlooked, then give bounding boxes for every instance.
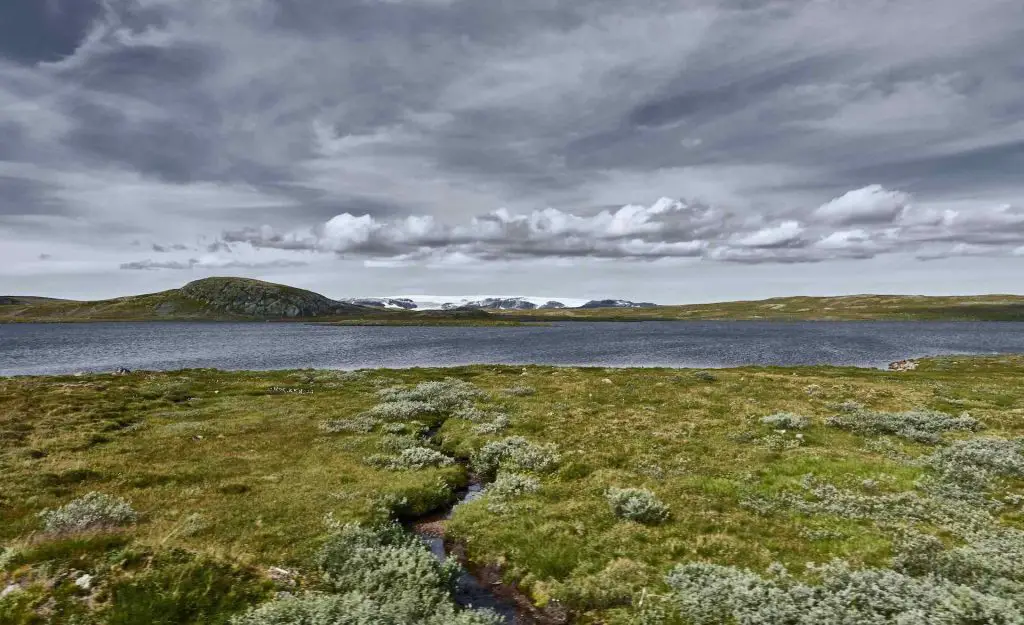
[3,321,1024,376]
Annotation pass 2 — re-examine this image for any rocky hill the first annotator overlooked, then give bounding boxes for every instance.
[178,278,365,318]
[0,278,371,322]
[579,299,657,309]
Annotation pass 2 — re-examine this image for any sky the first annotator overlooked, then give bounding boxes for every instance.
[1,0,1023,303]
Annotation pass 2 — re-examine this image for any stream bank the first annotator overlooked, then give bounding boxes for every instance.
[409,479,569,625]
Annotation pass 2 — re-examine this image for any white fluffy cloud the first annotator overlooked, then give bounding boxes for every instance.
[195,186,1024,267]
[812,185,911,225]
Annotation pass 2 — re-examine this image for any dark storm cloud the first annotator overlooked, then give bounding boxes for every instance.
[2,0,1024,282]
[0,0,104,64]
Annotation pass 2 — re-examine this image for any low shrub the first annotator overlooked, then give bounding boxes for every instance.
[605,487,670,524]
[234,523,502,625]
[503,384,536,397]
[367,447,455,471]
[471,436,560,480]
[825,407,981,443]
[321,415,380,434]
[473,414,511,435]
[692,371,717,382]
[38,492,137,535]
[488,473,539,500]
[376,379,482,414]
[231,592,500,625]
[662,560,1022,625]
[925,437,1024,480]
[760,412,809,430]
[365,400,436,421]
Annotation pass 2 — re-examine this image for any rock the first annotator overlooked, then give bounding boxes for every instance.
[74,574,93,590]
[113,367,132,376]
[1,584,21,598]
[267,566,297,587]
[888,359,919,371]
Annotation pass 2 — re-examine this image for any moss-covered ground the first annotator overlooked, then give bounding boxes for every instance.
[2,357,1022,623]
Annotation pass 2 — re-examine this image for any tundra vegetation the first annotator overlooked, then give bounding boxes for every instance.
[2,356,1024,624]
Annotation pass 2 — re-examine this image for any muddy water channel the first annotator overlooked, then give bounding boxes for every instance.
[410,476,568,625]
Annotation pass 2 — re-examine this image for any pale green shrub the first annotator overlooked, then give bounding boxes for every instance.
[367,447,454,471]
[321,415,379,433]
[473,414,511,435]
[365,400,436,421]
[471,436,559,480]
[503,384,536,397]
[233,523,500,625]
[231,592,501,625]
[488,473,539,500]
[485,472,540,514]
[825,407,981,443]
[37,492,137,534]
[605,487,670,524]
[925,437,1024,480]
[377,379,482,414]
[662,560,1022,625]
[760,412,809,430]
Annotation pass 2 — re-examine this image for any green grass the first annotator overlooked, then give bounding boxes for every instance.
[2,358,1023,623]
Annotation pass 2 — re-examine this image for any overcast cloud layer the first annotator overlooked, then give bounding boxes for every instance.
[2,0,1023,301]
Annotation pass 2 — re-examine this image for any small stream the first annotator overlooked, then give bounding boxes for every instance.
[413,482,528,623]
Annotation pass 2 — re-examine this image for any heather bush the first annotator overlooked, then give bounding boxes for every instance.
[760,412,809,430]
[692,371,717,382]
[38,492,137,534]
[366,447,454,471]
[825,407,982,443]
[662,560,1022,625]
[605,487,670,524]
[471,436,560,480]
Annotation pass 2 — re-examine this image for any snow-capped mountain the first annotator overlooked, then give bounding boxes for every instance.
[340,297,418,310]
[441,297,566,311]
[340,295,656,310]
[579,299,657,309]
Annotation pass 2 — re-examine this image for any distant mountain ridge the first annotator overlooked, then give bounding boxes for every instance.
[7,277,1023,323]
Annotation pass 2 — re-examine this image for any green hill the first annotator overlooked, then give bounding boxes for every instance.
[0,277,370,322]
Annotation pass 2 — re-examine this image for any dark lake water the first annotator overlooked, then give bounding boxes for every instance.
[2,321,1024,377]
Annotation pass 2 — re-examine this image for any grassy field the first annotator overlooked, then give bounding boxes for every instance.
[498,294,1024,322]
[2,359,1023,623]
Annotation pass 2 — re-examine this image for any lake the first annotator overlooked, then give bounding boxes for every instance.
[2,321,1024,376]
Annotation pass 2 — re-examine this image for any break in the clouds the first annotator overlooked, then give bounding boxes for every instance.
[2,0,1024,300]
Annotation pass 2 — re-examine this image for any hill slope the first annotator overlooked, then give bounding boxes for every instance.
[5,280,1024,322]
[501,294,1024,321]
[0,278,370,322]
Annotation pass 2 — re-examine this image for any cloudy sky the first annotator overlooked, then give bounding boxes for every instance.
[2,0,1023,303]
